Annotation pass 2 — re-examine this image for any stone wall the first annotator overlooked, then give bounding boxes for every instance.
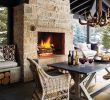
[14,0,73,82]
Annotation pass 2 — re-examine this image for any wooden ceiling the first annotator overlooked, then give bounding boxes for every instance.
[70,0,94,16]
[70,0,110,18]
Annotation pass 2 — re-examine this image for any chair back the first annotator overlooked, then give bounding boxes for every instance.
[78,43,97,58]
[27,58,54,93]
[27,58,42,91]
[78,43,89,51]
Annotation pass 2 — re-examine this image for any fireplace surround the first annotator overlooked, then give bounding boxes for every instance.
[13,0,73,81]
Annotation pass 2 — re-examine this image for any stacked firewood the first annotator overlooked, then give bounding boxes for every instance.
[38,48,53,57]
[38,48,53,53]
[0,71,10,85]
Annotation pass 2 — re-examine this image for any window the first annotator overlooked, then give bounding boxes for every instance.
[72,19,87,47]
[0,7,7,45]
[89,26,102,43]
[90,24,110,52]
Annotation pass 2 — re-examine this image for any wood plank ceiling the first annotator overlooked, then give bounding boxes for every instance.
[70,0,110,18]
[70,0,94,16]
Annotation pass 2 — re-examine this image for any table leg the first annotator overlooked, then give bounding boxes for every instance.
[70,72,96,100]
[79,72,96,100]
[105,68,110,73]
[70,72,81,98]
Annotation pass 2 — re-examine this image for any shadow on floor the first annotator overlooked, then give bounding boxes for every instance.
[0,81,83,100]
[0,79,110,100]
[0,81,35,100]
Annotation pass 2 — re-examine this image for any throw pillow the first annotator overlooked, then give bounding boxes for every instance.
[3,45,15,61]
[79,43,89,50]
[0,51,5,61]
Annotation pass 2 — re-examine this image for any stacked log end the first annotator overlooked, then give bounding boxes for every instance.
[0,71,10,85]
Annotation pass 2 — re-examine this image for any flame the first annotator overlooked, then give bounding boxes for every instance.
[40,37,51,48]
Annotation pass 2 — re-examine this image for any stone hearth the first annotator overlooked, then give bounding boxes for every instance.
[13,0,73,81]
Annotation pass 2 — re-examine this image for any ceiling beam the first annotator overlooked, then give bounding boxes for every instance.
[74,6,90,14]
[89,0,96,16]
[102,9,106,13]
[103,0,110,8]
[71,0,91,11]
[0,0,23,7]
[70,0,78,5]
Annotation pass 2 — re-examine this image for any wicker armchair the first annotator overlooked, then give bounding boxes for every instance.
[27,58,71,100]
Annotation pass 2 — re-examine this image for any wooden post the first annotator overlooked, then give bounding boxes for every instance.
[87,24,90,44]
[7,7,13,44]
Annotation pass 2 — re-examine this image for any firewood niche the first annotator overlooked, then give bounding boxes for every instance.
[38,32,65,58]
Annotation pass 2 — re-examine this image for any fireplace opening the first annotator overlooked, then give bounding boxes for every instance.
[38,32,65,58]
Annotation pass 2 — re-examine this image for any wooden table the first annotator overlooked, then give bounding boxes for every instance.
[48,62,110,100]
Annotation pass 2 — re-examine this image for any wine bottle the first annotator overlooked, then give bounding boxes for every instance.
[96,45,99,56]
[75,49,79,65]
[68,50,72,65]
[71,50,74,65]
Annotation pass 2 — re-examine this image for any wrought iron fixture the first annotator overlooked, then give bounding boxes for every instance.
[79,0,110,27]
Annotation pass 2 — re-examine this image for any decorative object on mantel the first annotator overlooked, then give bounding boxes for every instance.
[79,0,110,27]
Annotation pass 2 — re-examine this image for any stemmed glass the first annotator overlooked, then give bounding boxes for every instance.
[79,58,86,67]
[88,57,94,64]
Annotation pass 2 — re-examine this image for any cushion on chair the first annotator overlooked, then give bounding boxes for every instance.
[3,45,15,61]
[83,50,97,58]
[78,43,97,58]
[0,61,18,69]
[78,43,89,51]
[0,51,5,61]
[91,43,97,50]
[47,69,63,76]
[0,46,5,61]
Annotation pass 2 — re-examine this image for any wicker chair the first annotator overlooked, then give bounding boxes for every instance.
[27,58,71,100]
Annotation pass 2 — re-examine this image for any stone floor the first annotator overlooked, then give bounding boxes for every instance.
[0,69,110,100]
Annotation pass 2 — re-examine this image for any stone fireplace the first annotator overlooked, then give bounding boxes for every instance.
[13,0,73,81]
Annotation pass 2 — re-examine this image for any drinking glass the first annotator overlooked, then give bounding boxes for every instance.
[88,57,94,64]
[79,58,86,67]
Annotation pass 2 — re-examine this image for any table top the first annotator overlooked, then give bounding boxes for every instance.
[48,62,110,74]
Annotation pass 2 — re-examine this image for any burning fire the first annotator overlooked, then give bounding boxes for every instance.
[40,37,51,48]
